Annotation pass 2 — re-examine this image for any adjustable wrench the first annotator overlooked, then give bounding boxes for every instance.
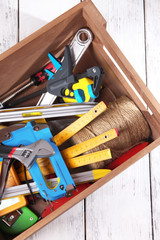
[0,139,54,202]
[0,121,76,201]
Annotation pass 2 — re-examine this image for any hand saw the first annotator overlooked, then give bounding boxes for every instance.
[0,121,76,201]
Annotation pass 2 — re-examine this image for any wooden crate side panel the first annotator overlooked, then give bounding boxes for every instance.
[82,37,160,139]
[82,1,160,123]
[0,10,86,98]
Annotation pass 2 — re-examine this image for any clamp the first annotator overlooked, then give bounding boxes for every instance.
[46,46,104,103]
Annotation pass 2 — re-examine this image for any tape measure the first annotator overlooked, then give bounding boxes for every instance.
[62,77,93,103]
[61,128,118,159]
[53,101,107,146]
[66,149,112,168]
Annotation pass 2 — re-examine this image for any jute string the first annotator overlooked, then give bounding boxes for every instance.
[68,95,151,169]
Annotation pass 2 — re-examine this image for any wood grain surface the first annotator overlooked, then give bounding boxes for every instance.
[0,1,160,239]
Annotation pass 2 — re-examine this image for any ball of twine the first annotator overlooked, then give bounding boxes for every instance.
[69,96,151,169]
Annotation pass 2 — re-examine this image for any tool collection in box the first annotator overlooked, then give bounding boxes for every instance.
[0,1,160,239]
[0,28,117,237]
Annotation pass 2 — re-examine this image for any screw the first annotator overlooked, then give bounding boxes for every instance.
[8,215,14,222]
[60,185,64,190]
[30,217,33,221]
[33,126,39,131]
[92,68,96,73]
[5,132,11,139]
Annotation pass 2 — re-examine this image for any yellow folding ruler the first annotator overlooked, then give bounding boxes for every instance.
[61,128,118,159]
[53,101,107,146]
[66,149,111,168]
[15,102,118,181]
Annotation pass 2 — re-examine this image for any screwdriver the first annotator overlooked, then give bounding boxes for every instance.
[0,60,57,109]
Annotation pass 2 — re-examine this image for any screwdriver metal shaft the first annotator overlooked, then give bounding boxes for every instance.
[0,82,34,108]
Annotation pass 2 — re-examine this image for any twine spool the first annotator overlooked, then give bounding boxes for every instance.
[68,96,151,169]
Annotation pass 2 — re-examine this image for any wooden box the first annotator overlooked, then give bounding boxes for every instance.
[0,0,160,239]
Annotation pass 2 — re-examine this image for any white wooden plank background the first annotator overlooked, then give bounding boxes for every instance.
[0,0,160,239]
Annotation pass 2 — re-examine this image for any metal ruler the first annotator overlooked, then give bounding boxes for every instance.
[3,169,111,199]
[53,101,107,146]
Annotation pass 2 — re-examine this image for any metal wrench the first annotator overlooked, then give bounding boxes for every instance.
[0,139,54,202]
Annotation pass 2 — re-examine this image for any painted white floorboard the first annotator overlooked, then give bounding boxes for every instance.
[0,0,18,53]
[86,157,152,240]
[145,0,160,239]
[86,0,152,239]
[27,202,85,240]
[19,0,80,41]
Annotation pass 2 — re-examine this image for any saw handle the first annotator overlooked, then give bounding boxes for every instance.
[0,158,14,202]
